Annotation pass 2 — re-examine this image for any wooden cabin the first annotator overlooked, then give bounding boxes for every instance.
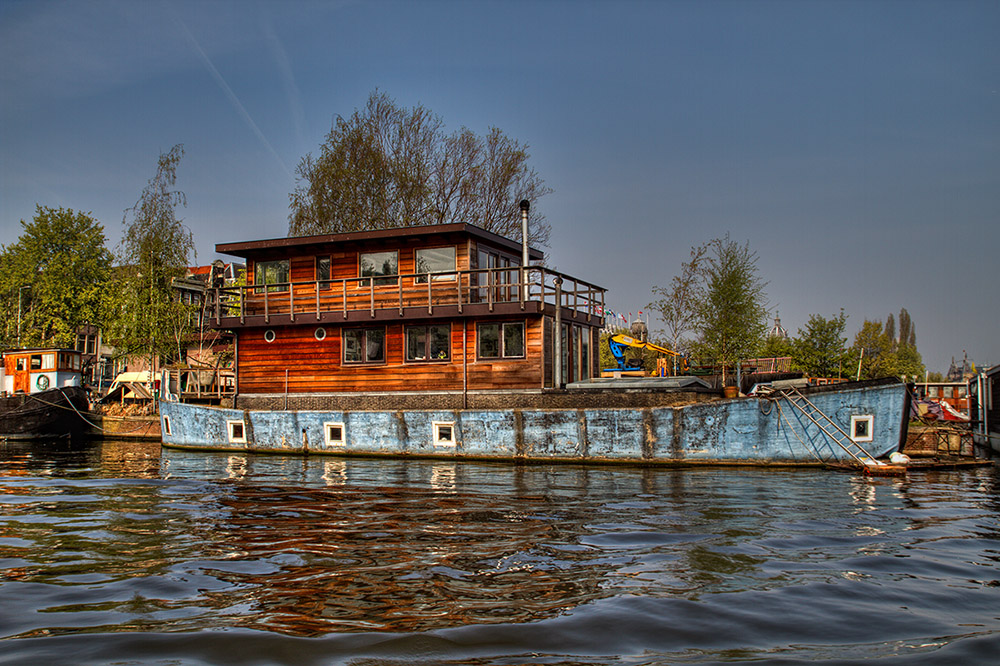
[2,348,83,395]
[207,223,606,406]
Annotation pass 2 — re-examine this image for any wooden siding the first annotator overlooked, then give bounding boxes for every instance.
[237,317,546,394]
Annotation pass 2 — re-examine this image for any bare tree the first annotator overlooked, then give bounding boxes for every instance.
[289,91,551,245]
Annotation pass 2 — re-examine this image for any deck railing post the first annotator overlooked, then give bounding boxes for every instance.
[289,282,295,322]
[370,278,375,318]
[342,280,348,319]
[315,281,320,320]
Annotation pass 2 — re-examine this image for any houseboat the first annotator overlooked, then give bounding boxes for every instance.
[160,222,910,465]
[1,348,90,440]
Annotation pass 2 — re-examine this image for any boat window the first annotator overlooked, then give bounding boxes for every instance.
[16,358,25,371]
[343,328,385,364]
[415,247,456,283]
[254,259,289,293]
[359,251,398,287]
[850,415,874,443]
[324,422,345,446]
[163,415,172,436]
[433,421,456,447]
[580,327,591,380]
[264,329,276,343]
[405,325,451,362]
[31,355,42,370]
[227,420,247,443]
[43,353,55,370]
[316,256,332,290]
[315,327,327,341]
[928,386,939,398]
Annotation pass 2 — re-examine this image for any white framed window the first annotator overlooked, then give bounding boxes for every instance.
[850,415,874,443]
[227,420,247,443]
[264,329,276,343]
[162,415,172,436]
[315,327,327,341]
[415,246,456,283]
[433,421,456,447]
[324,422,346,446]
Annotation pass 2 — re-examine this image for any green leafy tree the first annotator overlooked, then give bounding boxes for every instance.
[0,206,111,348]
[102,145,196,378]
[850,319,896,380]
[695,235,769,384]
[849,308,924,381]
[793,310,850,378]
[289,90,552,245]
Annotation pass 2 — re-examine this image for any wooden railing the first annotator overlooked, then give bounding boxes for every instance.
[164,367,236,402]
[210,267,605,325]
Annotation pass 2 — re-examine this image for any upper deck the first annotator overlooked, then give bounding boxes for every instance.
[208,265,604,328]
[207,222,606,329]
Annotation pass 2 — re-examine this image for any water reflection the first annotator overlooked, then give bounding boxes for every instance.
[0,442,998,663]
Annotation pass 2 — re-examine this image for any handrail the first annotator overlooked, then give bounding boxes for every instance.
[212,267,605,324]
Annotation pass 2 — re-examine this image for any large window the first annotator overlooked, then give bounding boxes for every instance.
[406,325,451,362]
[343,328,385,364]
[415,247,456,283]
[478,322,525,359]
[360,251,398,287]
[254,259,289,293]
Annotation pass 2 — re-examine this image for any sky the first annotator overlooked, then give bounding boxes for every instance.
[1,0,997,375]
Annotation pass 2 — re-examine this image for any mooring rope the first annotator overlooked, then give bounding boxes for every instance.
[24,389,159,436]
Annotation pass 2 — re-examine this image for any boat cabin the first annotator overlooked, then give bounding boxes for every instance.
[207,223,606,406]
[2,348,83,395]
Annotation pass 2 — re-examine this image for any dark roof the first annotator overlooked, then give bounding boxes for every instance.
[216,223,544,261]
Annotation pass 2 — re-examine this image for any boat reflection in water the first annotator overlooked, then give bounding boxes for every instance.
[1,443,999,664]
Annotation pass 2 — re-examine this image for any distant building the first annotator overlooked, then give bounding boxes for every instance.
[769,314,788,339]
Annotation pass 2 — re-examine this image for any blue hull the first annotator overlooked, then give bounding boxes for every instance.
[159,380,908,465]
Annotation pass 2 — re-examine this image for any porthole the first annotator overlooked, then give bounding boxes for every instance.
[264,329,276,343]
[315,327,327,341]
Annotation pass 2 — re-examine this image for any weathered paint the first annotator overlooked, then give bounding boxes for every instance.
[159,380,908,465]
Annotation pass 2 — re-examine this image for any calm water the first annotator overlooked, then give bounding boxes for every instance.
[1,440,998,665]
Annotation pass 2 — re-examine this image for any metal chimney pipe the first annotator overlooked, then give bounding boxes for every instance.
[519,200,530,301]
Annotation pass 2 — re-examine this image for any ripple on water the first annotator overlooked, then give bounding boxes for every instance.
[0,444,998,664]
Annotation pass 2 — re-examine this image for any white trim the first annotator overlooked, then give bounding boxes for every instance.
[850,414,874,443]
[227,420,247,443]
[433,421,456,447]
[324,421,346,446]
